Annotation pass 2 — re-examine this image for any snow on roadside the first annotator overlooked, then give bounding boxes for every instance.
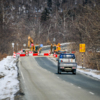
[0,56,19,100]
[77,66,100,79]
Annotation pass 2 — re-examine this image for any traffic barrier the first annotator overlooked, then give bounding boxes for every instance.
[38,51,39,56]
[72,51,75,54]
[16,52,20,56]
[13,52,16,58]
[33,53,38,56]
[20,54,26,57]
[44,53,49,56]
[53,53,56,57]
[53,53,58,58]
[48,50,51,55]
[26,51,29,56]
[55,54,58,58]
[29,51,33,56]
[21,49,23,53]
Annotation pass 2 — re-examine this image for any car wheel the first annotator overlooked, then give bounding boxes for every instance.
[58,66,61,74]
[72,69,76,75]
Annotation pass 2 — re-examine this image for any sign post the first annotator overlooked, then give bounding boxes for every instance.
[17,43,18,51]
[23,44,26,48]
[79,44,86,68]
[53,38,56,42]
[12,43,14,53]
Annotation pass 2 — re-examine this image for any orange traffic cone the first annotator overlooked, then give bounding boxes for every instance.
[38,51,39,56]
[48,50,50,55]
[13,52,16,58]
[53,52,56,57]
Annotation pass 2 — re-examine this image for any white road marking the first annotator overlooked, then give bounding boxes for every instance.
[89,92,94,95]
[19,60,27,91]
[78,87,81,89]
[21,71,25,80]
[71,83,73,85]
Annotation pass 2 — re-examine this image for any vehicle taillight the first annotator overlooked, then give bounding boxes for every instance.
[73,67,75,69]
[61,60,63,62]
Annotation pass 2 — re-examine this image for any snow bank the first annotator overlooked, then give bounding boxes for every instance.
[77,66,100,79]
[0,56,19,100]
[42,42,71,48]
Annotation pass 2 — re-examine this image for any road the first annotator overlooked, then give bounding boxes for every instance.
[18,56,100,100]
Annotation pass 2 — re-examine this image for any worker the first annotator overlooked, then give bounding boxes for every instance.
[31,43,34,51]
[51,44,53,53]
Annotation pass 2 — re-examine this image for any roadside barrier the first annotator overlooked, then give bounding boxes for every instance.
[16,53,20,57]
[53,53,58,58]
[48,50,51,55]
[20,54,26,57]
[26,51,29,56]
[38,51,39,55]
[33,53,38,56]
[44,53,49,56]
[13,52,16,58]
[29,51,33,56]
[18,50,51,57]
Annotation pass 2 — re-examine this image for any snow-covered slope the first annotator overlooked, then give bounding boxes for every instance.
[0,56,19,100]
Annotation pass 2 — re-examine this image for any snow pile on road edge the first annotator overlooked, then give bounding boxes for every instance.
[0,56,19,100]
[77,66,100,79]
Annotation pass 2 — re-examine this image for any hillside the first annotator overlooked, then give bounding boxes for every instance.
[0,0,100,69]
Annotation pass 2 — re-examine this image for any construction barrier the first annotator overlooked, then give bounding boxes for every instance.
[18,50,51,57]
[26,51,29,56]
[44,53,49,56]
[53,53,58,58]
[20,54,26,57]
[33,53,38,56]
[13,52,16,58]
[55,54,58,58]
[29,51,33,56]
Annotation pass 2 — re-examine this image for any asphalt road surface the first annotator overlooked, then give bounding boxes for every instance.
[18,56,100,100]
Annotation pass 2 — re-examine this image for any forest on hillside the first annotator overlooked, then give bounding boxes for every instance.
[0,0,100,69]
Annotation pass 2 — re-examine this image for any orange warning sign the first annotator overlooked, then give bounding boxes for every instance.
[79,44,85,52]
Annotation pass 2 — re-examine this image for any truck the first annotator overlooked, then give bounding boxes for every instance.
[56,53,77,74]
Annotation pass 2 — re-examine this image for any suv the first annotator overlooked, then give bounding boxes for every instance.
[57,53,77,74]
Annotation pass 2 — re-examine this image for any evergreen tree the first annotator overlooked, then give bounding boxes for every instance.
[41,8,50,22]
[47,0,52,9]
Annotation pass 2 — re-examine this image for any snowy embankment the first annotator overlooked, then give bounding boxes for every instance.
[77,66,100,79]
[0,56,19,100]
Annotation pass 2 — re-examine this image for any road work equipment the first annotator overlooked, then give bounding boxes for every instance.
[28,36,42,53]
[51,43,61,53]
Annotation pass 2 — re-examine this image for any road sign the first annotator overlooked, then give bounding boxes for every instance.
[23,44,26,47]
[53,38,56,42]
[79,44,85,52]
[12,43,14,48]
[40,44,43,47]
[12,43,14,46]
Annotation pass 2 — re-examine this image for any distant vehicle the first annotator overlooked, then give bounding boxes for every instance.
[56,53,77,74]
